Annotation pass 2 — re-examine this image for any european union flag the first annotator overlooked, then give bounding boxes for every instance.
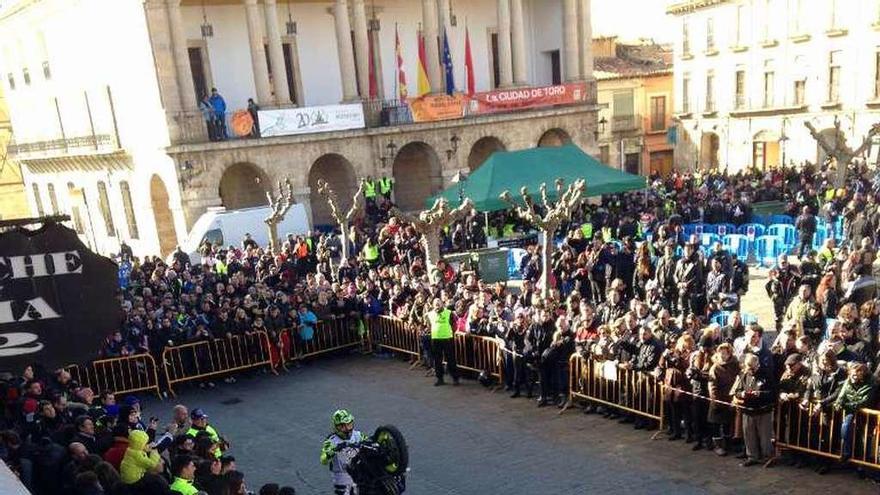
[442,30,455,95]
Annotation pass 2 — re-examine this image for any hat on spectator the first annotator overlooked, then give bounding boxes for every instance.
[191,408,209,420]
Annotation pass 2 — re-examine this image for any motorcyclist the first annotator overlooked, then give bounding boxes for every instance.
[320,409,365,495]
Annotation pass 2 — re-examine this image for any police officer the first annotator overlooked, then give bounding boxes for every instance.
[320,409,364,495]
[185,408,228,456]
[426,298,459,386]
[363,175,377,206]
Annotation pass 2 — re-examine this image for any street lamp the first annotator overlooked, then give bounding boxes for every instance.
[594,116,608,141]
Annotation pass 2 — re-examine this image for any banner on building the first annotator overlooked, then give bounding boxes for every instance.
[409,94,467,122]
[469,82,588,115]
[259,104,366,137]
[0,222,120,371]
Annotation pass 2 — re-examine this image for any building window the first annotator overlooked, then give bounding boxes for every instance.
[490,31,500,88]
[188,45,212,102]
[762,0,773,42]
[47,184,58,214]
[22,68,30,86]
[735,69,746,109]
[650,96,666,131]
[67,182,85,234]
[735,5,746,46]
[763,60,775,108]
[875,49,880,99]
[829,0,841,30]
[120,181,139,240]
[790,0,804,34]
[705,71,715,111]
[682,73,691,113]
[97,181,116,237]
[32,183,44,217]
[828,50,841,103]
[682,20,691,55]
[42,61,51,80]
[706,18,715,51]
[794,79,806,105]
[6,72,14,90]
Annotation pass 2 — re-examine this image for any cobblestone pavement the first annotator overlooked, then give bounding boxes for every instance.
[144,355,876,495]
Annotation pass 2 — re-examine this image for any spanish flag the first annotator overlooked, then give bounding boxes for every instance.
[417,31,430,96]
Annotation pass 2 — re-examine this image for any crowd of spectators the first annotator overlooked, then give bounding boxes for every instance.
[0,371,298,495]
[5,162,880,490]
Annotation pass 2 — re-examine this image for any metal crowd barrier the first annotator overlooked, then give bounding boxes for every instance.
[162,332,272,397]
[288,319,365,360]
[371,316,421,359]
[567,354,663,423]
[453,333,504,383]
[773,400,844,461]
[852,408,880,468]
[65,354,162,399]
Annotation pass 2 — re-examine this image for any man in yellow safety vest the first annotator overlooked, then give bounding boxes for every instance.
[378,176,393,200]
[425,297,459,386]
[363,175,377,205]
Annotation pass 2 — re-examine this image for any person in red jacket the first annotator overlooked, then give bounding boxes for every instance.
[102,423,130,470]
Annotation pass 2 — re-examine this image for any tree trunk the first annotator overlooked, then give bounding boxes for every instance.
[423,229,442,284]
[540,227,554,300]
[266,222,279,253]
[340,224,351,263]
[836,154,848,188]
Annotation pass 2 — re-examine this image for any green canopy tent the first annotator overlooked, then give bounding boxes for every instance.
[429,143,647,211]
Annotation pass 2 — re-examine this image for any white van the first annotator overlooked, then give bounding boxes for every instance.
[177,205,311,264]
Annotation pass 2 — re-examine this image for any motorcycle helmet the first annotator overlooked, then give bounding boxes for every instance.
[331,409,355,434]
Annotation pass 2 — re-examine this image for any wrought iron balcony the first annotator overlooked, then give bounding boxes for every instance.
[7,134,118,158]
[611,114,642,132]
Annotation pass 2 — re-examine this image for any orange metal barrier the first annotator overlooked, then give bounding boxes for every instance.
[65,354,162,399]
[371,317,421,359]
[568,354,663,422]
[453,333,504,383]
[773,399,844,461]
[162,332,272,397]
[852,408,880,468]
[288,318,365,360]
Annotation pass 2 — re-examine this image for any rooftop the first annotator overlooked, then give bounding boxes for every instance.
[593,37,673,81]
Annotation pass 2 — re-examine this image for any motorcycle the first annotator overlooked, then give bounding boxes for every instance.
[336,425,409,495]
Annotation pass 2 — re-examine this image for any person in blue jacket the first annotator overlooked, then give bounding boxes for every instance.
[209,88,227,140]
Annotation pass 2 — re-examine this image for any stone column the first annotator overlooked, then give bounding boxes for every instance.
[352,0,370,99]
[166,0,198,110]
[437,0,451,92]
[144,1,182,114]
[293,187,314,229]
[578,0,593,80]
[421,0,443,93]
[510,0,527,85]
[244,0,273,105]
[496,0,513,88]
[562,0,580,81]
[333,0,359,101]
[264,0,292,105]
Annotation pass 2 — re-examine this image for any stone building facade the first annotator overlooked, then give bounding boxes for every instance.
[0,0,597,257]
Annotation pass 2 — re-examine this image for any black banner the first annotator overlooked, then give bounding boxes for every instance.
[0,222,119,372]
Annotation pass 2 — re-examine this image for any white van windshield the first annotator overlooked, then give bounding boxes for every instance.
[202,228,224,247]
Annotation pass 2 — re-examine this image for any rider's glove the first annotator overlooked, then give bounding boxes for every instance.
[320,439,335,465]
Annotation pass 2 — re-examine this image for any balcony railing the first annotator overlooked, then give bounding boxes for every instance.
[362,99,414,128]
[7,134,117,157]
[611,114,641,132]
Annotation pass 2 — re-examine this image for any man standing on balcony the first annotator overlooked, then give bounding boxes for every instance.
[209,88,227,141]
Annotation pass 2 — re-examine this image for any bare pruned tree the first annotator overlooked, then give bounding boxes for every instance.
[264,178,294,252]
[391,197,474,283]
[500,178,586,301]
[316,178,366,263]
[805,118,880,187]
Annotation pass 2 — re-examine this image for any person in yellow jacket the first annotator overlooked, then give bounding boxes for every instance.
[119,429,163,485]
[361,237,380,267]
[169,455,199,495]
[425,297,459,386]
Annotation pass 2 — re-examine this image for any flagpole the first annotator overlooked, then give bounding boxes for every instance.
[394,22,399,102]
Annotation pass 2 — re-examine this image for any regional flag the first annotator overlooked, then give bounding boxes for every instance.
[464,27,475,96]
[417,31,431,96]
[395,24,408,99]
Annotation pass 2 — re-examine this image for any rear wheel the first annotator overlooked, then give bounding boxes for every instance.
[372,424,408,475]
